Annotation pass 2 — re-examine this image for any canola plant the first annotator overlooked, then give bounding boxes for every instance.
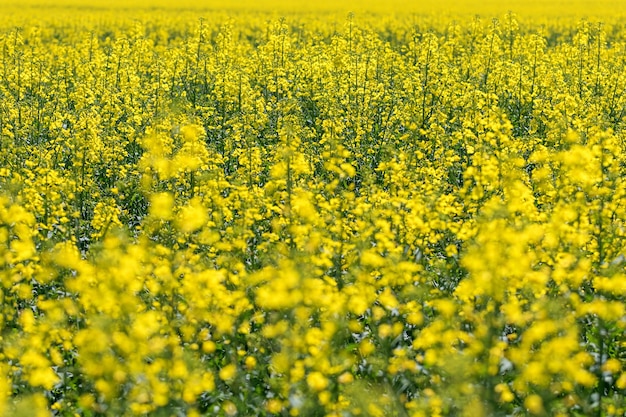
[0,1,625,416]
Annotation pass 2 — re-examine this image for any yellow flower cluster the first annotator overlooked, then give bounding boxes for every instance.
[0,1,625,416]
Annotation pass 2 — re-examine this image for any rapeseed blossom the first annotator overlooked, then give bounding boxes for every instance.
[0,1,624,416]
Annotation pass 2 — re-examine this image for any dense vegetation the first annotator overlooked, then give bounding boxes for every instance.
[0,2,625,416]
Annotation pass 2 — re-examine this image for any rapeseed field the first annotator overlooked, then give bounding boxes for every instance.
[0,0,625,415]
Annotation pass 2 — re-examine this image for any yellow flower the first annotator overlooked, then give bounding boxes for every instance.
[149,192,174,220]
[219,364,237,382]
[266,398,284,413]
[378,287,399,310]
[176,197,208,233]
[338,372,354,384]
[244,356,257,370]
[306,371,328,392]
[358,339,376,357]
[180,124,205,143]
[602,358,621,374]
[524,394,544,415]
